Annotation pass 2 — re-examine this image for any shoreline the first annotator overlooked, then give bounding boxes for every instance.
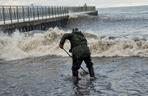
[1,54,148,62]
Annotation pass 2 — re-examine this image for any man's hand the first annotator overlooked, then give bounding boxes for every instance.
[69,49,72,53]
[59,44,64,49]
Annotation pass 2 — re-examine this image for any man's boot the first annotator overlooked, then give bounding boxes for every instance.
[88,67,95,80]
[72,70,81,84]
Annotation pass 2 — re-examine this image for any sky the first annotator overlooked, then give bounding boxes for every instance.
[0,0,148,8]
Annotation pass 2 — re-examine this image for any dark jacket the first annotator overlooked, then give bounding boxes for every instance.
[60,31,90,58]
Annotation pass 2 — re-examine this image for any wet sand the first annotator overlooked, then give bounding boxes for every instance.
[0,56,148,96]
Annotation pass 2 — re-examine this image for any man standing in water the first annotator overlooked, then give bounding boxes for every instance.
[59,28,95,82]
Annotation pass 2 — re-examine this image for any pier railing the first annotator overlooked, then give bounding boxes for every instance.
[0,6,96,25]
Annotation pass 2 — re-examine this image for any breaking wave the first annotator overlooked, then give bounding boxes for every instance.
[0,28,148,60]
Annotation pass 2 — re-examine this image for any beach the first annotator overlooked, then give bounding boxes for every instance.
[0,56,148,96]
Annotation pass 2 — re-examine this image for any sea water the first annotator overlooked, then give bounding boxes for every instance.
[1,5,148,60]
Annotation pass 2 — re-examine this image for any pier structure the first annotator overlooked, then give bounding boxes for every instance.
[0,5,98,32]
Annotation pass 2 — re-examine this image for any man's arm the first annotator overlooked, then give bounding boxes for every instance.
[59,33,71,49]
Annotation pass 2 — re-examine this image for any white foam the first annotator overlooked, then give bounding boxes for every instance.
[0,28,148,60]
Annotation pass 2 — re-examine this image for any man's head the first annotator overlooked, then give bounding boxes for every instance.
[72,28,79,33]
[75,28,78,32]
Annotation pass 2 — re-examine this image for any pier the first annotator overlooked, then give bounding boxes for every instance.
[0,5,97,32]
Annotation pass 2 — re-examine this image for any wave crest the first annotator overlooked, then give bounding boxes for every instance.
[89,37,148,57]
[0,28,148,60]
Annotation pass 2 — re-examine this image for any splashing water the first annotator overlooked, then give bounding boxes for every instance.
[1,27,148,60]
[1,6,148,60]
[0,28,68,60]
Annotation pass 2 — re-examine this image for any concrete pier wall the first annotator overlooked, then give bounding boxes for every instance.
[0,5,98,33]
[0,16,69,33]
